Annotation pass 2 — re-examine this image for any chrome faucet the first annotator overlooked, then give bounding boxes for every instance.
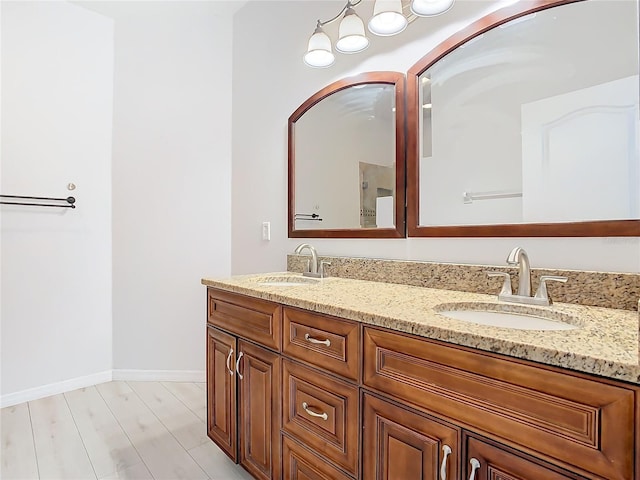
[506,246,531,297]
[486,247,567,306]
[294,243,330,278]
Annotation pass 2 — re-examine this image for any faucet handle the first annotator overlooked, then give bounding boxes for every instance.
[320,261,331,279]
[534,275,568,304]
[485,271,513,296]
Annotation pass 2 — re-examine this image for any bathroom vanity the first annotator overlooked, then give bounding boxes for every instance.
[201,273,640,480]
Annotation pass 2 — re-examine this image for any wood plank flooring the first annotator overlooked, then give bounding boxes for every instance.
[1,382,254,480]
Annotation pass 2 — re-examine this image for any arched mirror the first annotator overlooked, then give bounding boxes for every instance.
[407,0,640,237]
[289,71,406,238]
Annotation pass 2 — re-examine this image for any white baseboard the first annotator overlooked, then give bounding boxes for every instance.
[112,369,206,383]
[0,370,113,408]
[0,370,206,408]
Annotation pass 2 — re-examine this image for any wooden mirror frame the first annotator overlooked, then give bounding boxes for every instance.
[406,0,640,237]
[288,71,406,238]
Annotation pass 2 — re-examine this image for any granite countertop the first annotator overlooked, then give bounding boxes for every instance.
[201,272,640,385]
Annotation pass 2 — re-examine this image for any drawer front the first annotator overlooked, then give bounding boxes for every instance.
[207,288,281,351]
[363,327,637,480]
[282,359,359,477]
[283,307,360,381]
[282,435,353,480]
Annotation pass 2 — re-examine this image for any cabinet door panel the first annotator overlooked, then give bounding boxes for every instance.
[238,340,281,480]
[206,327,237,461]
[282,435,353,480]
[466,436,584,480]
[362,392,460,480]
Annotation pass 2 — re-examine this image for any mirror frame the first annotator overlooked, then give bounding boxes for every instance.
[406,0,640,237]
[288,71,406,238]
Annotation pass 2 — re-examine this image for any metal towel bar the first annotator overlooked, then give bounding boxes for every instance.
[0,194,76,208]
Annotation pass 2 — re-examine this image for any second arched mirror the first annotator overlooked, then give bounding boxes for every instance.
[406,0,640,237]
[289,71,406,238]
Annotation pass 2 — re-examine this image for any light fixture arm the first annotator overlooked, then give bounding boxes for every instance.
[316,0,363,28]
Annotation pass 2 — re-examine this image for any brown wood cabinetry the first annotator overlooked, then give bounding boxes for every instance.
[464,434,585,480]
[205,287,639,480]
[206,326,237,459]
[363,326,637,480]
[282,435,354,480]
[206,289,281,480]
[362,392,460,480]
[282,307,360,382]
[282,359,359,477]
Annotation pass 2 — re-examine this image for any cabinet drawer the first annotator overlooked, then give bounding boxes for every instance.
[207,288,281,351]
[363,327,637,480]
[283,307,360,381]
[282,359,359,477]
[282,435,353,480]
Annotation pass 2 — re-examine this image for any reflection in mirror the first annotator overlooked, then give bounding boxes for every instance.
[407,0,640,236]
[289,72,406,238]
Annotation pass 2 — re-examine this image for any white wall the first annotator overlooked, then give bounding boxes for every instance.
[231,0,640,275]
[82,1,236,375]
[1,1,113,402]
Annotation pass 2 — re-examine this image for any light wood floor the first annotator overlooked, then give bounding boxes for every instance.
[1,381,254,480]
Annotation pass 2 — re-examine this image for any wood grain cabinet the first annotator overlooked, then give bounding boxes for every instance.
[206,289,282,480]
[362,392,460,480]
[281,308,361,480]
[205,288,639,480]
[464,434,586,480]
[363,326,639,480]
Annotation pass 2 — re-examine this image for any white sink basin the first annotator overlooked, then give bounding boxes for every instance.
[252,275,320,287]
[435,303,578,331]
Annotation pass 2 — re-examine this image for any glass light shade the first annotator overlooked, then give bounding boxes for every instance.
[368,0,408,36]
[410,0,455,17]
[336,8,369,53]
[303,26,335,68]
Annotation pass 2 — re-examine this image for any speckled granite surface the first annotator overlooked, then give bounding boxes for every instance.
[201,273,640,385]
[287,255,640,311]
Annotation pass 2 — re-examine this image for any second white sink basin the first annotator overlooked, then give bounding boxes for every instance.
[435,303,579,331]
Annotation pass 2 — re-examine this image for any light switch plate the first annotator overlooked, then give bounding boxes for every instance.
[262,221,271,241]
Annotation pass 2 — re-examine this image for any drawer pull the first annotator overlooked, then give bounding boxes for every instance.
[301,402,328,421]
[304,333,331,347]
[226,349,234,376]
[468,458,480,480]
[235,351,244,380]
[440,444,452,480]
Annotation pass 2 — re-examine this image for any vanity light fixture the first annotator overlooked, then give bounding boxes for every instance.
[368,0,408,36]
[410,0,455,17]
[303,0,456,68]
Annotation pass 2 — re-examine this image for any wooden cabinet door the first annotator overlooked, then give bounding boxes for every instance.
[465,436,584,480]
[237,340,281,480]
[362,392,460,480]
[206,326,237,461]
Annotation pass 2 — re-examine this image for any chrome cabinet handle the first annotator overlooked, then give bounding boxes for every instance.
[304,333,331,347]
[235,351,244,380]
[440,445,452,480]
[468,458,480,480]
[301,402,328,421]
[225,349,234,376]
